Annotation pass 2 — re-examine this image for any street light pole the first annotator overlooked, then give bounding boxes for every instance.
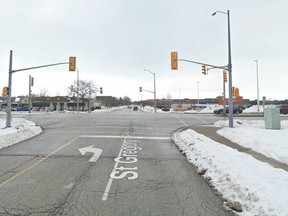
[255,60,260,111]
[144,69,156,113]
[212,10,233,128]
[197,82,200,108]
[76,67,80,113]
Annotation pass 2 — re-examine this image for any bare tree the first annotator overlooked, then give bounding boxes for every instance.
[122,96,132,105]
[39,88,49,97]
[37,88,50,108]
[68,80,97,111]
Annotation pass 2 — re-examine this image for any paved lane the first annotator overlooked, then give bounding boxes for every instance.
[0,109,235,215]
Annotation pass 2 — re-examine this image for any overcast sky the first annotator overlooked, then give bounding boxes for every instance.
[1,0,288,102]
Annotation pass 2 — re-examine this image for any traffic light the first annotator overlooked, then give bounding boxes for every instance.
[235,87,240,97]
[139,87,142,92]
[223,70,227,82]
[100,87,103,94]
[201,64,207,75]
[69,56,76,71]
[171,52,178,70]
[2,86,9,97]
[232,87,235,96]
[31,77,34,86]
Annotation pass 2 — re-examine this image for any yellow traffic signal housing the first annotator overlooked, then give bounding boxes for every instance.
[235,87,240,97]
[2,86,9,97]
[223,70,227,82]
[201,65,207,75]
[69,56,76,71]
[100,87,103,94]
[139,87,142,92]
[171,52,178,70]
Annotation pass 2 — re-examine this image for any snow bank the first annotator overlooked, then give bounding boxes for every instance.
[0,118,42,149]
[173,129,288,216]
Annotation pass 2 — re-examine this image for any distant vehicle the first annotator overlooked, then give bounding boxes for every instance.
[31,107,41,112]
[17,107,29,111]
[277,104,288,114]
[161,107,171,112]
[213,106,243,115]
[133,106,138,111]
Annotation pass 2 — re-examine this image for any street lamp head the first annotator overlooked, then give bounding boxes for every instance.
[212,10,228,16]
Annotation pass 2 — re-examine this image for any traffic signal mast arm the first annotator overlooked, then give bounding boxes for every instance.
[178,58,227,71]
[11,62,69,73]
[141,88,155,94]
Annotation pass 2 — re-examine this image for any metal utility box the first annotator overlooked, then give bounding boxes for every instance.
[264,108,281,130]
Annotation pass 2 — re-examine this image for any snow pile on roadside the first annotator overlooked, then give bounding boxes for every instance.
[215,120,288,164]
[92,106,126,112]
[200,104,222,113]
[172,129,288,216]
[242,105,278,113]
[142,106,155,113]
[0,118,42,149]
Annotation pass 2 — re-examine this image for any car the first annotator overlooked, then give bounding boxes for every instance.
[133,106,138,111]
[277,104,288,114]
[161,107,171,112]
[31,107,41,112]
[213,106,243,114]
[16,107,29,111]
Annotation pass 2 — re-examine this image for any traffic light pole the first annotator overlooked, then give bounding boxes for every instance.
[5,50,70,128]
[6,51,13,127]
[28,75,32,113]
[223,76,226,115]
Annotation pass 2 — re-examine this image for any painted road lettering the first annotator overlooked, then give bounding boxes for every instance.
[110,139,141,180]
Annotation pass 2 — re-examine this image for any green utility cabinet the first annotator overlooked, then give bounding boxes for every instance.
[264,108,281,130]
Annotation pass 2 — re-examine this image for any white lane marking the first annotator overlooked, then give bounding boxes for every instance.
[173,114,210,126]
[190,115,210,125]
[79,135,169,140]
[102,139,125,201]
[79,145,103,162]
[173,115,188,126]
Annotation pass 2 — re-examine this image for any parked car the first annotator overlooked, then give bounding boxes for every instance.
[277,104,288,114]
[161,107,171,112]
[31,107,41,112]
[16,107,29,111]
[213,106,243,114]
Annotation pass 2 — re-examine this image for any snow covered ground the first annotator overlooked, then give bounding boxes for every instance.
[173,119,288,216]
[0,117,42,149]
[0,106,287,215]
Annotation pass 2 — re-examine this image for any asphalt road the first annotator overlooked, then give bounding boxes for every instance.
[0,108,236,216]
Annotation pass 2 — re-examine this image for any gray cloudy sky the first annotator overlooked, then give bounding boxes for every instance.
[1,0,288,101]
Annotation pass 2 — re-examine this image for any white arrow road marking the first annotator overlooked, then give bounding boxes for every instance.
[79,145,103,162]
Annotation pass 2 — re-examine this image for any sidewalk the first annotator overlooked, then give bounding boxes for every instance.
[189,125,288,172]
